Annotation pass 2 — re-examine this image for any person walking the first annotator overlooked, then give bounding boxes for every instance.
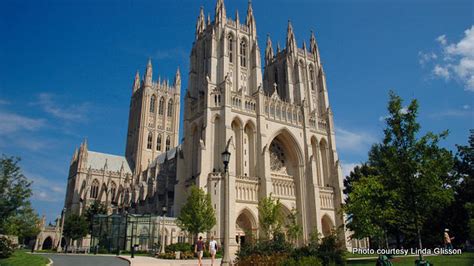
[195,236,205,266]
[444,228,454,250]
[209,236,218,266]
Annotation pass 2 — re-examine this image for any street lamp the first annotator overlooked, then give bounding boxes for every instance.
[160,206,167,254]
[221,143,232,265]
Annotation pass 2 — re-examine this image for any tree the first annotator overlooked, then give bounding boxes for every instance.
[343,163,378,198]
[176,186,216,241]
[0,155,33,233]
[4,203,40,245]
[344,91,454,256]
[285,208,302,244]
[258,194,284,240]
[63,214,88,246]
[84,200,107,233]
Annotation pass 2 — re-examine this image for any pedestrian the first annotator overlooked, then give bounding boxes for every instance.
[195,236,205,266]
[444,228,454,250]
[209,236,218,266]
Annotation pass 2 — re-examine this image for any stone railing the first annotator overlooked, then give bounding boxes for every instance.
[309,113,328,132]
[264,96,302,127]
[231,92,256,115]
[236,175,259,203]
[319,186,334,209]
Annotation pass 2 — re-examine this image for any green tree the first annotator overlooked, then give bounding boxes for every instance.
[285,208,302,244]
[343,163,378,198]
[4,203,40,245]
[63,214,88,246]
[0,156,33,233]
[84,200,107,233]
[176,186,216,240]
[257,194,283,240]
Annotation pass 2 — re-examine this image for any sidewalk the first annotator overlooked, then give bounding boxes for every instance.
[119,255,222,266]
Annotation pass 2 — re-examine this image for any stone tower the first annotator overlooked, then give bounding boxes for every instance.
[175,0,348,260]
[125,60,181,174]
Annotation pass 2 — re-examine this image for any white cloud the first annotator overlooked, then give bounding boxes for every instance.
[27,171,65,203]
[341,162,360,178]
[429,106,474,119]
[463,104,471,110]
[421,26,474,91]
[335,127,377,152]
[0,111,45,135]
[433,64,451,80]
[34,93,90,121]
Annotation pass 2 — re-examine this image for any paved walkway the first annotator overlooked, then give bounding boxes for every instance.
[120,255,222,266]
[38,253,129,266]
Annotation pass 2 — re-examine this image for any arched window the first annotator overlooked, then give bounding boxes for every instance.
[147,132,153,149]
[167,99,173,117]
[156,134,162,151]
[149,95,156,113]
[110,182,117,202]
[228,34,234,63]
[309,65,315,91]
[90,179,99,199]
[166,136,171,151]
[240,39,247,67]
[158,97,165,115]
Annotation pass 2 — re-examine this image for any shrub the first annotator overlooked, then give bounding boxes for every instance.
[165,242,193,253]
[236,252,289,266]
[157,252,175,259]
[181,251,195,259]
[317,231,346,266]
[0,236,16,258]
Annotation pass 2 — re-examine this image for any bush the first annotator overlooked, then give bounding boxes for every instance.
[236,252,289,266]
[157,252,175,259]
[165,242,193,253]
[0,236,16,259]
[317,231,346,266]
[180,251,195,259]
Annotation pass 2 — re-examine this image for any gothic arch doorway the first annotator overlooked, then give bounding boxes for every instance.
[42,236,53,250]
[321,215,334,237]
[235,209,256,246]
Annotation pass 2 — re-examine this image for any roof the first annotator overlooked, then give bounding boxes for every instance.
[152,146,179,166]
[87,151,132,174]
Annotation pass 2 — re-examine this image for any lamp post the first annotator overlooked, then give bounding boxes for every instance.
[160,206,167,254]
[221,146,231,265]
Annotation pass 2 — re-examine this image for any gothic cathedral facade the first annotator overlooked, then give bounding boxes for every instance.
[62,0,351,255]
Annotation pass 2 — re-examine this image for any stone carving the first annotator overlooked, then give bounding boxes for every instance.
[269,140,288,174]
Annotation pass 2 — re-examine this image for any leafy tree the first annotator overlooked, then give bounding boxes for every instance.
[84,200,107,233]
[257,194,283,240]
[0,155,33,233]
[343,163,377,197]
[344,91,454,256]
[63,214,88,246]
[285,208,302,244]
[4,203,40,245]
[176,186,216,240]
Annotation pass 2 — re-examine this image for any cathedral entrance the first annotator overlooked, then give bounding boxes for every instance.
[42,236,53,250]
[235,209,256,247]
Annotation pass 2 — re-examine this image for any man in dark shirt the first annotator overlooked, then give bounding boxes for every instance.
[194,236,206,266]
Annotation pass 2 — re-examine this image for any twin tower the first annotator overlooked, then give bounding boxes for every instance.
[121,0,347,253]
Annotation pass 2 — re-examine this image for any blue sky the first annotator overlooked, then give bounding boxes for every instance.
[0,0,472,223]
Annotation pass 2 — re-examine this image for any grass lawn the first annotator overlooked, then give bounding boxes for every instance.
[347,252,474,266]
[0,249,49,266]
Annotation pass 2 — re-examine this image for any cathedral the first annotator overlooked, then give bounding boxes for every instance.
[61,0,360,257]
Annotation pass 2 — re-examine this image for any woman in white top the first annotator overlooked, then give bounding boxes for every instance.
[208,236,218,266]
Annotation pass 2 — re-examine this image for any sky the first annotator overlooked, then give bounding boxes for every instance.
[0,0,472,223]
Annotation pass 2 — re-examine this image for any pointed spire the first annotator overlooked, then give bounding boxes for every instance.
[286,20,297,55]
[310,30,321,64]
[246,0,256,36]
[207,13,211,26]
[214,0,226,25]
[235,10,239,24]
[132,70,140,93]
[145,58,153,86]
[174,67,181,88]
[196,7,205,38]
[265,34,274,66]
[277,42,281,53]
[302,40,307,52]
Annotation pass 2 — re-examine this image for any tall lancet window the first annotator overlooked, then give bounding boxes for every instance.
[150,95,156,113]
[110,182,117,202]
[240,39,247,67]
[309,65,315,91]
[228,34,234,63]
[166,136,171,151]
[156,134,162,151]
[90,179,99,199]
[147,132,153,149]
[167,99,173,117]
[158,97,165,115]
